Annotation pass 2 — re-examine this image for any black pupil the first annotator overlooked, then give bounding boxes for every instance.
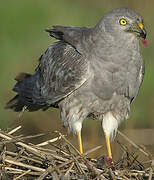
[122,20,125,23]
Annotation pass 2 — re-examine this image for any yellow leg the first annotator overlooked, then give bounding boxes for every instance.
[77,130,83,154]
[105,135,112,158]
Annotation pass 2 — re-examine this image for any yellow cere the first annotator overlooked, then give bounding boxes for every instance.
[120,18,127,25]
[138,22,143,29]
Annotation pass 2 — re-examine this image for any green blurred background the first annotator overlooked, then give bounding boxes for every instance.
[1,0,154,158]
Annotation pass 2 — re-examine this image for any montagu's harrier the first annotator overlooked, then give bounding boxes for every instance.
[5,8,147,161]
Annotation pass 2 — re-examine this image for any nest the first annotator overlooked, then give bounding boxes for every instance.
[0,126,153,180]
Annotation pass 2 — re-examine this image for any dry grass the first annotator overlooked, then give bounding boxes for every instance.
[0,126,153,179]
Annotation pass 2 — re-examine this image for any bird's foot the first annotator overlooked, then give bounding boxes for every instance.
[96,155,115,170]
[104,156,115,170]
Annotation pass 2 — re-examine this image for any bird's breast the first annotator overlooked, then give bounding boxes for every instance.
[90,53,142,101]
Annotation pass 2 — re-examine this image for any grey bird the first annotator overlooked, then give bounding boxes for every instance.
[5,8,147,160]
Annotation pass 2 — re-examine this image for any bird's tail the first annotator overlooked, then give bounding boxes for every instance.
[5,94,26,112]
[5,72,43,112]
[5,72,32,112]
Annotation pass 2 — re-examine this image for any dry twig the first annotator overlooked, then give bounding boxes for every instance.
[0,127,152,179]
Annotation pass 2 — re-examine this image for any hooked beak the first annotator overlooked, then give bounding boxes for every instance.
[127,21,147,39]
[138,22,147,39]
[138,22,148,47]
[127,21,148,47]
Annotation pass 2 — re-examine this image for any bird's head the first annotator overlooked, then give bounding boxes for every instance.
[97,8,148,47]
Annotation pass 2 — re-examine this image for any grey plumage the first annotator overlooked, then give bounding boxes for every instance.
[5,8,146,139]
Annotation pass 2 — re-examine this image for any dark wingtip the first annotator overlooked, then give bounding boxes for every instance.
[4,95,19,110]
[45,29,51,33]
[45,26,58,33]
[15,72,31,82]
[45,27,64,40]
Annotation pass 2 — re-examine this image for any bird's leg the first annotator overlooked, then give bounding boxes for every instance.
[103,111,118,163]
[105,134,112,159]
[77,130,83,154]
[104,134,115,169]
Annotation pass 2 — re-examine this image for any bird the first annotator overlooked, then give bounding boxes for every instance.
[5,8,147,160]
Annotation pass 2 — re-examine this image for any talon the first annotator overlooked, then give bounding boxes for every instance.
[104,156,115,170]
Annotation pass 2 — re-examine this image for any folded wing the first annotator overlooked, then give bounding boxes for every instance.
[36,41,90,105]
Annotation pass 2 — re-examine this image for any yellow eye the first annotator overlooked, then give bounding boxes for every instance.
[119,18,127,25]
